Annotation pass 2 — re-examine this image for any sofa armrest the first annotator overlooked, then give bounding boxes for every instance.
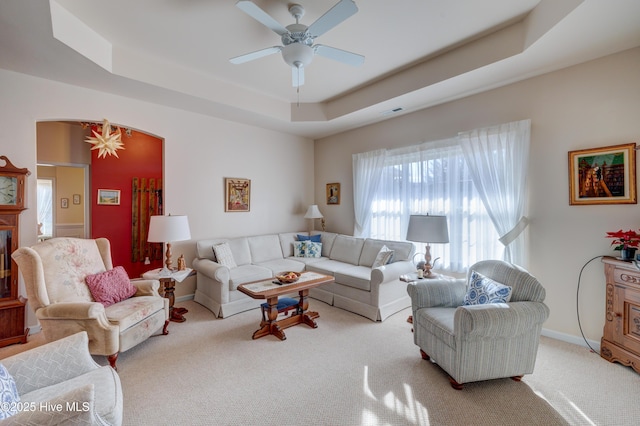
[131,279,161,296]
[36,302,108,321]
[454,301,550,339]
[2,332,100,396]
[371,260,415,285]
[192,258,230,284]
[407,279,467,309]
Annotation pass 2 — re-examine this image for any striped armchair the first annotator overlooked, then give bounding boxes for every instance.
[407,260,549,389]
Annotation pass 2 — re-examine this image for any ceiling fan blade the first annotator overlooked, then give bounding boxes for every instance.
[229,46,282,64]
[307,0,358,38]
[292,65,305,87]
[314,45,364,66]
[236,1,288,36]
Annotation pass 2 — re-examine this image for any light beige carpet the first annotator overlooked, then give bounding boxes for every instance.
[102,300,640,426]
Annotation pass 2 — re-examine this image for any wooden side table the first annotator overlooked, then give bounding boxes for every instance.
[142,268,194,323]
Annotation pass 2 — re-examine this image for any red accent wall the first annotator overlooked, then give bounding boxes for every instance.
[90,129,163,278]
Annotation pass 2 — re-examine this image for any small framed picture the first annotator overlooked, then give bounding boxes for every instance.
[61,198,69,209]
[568,143,637,205]
[326,183,340,205]
[225,178,250,212]
[97,189,121,205]
[73,194,81,204]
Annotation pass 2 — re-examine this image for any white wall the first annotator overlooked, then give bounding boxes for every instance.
[0,68,314,329]
[314,47,640,344]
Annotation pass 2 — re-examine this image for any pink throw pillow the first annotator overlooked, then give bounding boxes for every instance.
[85,266,137,307]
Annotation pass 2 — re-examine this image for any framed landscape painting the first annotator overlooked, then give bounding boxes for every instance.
[568,143,637,205]
[97,189,121,205]
[225,177,251,212]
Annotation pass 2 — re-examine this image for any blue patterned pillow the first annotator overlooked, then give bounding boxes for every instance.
[303,241,322,258]
[0,363,19,419]
[293,241,306,257]
[463,270,513,305]
[297,234,322,243]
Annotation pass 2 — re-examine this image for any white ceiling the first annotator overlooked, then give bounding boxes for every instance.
[1,0,639,139]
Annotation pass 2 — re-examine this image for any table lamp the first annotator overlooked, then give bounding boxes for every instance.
[406,214,449,278]
[304,204,324,233]
[147,214,191,275]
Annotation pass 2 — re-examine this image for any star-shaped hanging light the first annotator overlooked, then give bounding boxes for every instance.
[85,119,125,158]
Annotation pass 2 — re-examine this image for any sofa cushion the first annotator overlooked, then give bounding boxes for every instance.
[335,266,373,292]
[330,235,365,265]
[463,270,513,305]
[306,259,355,276]
[248,235,285,264]
[416,307,456,349]
[278,233,300,258]
[359,238,414,266]
[317,232,338,257]
[213,242,238,268]
[85,266,137,307]
[255,258,305,275]
[105,295,166,330]
[0,363,19,419]
[228,265,272,290]
[303,241,322,258]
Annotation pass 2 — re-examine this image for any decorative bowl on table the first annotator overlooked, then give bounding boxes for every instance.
[276,271,301,284]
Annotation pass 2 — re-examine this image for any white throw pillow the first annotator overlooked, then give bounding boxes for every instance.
[213,242,237,268]
[372,245,394,268]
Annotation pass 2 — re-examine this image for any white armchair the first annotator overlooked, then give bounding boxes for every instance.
[12,237,169,370]
[1,331,123,425]
[407,260,549,389]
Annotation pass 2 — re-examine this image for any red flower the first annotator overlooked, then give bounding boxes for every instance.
[606,229,640,250]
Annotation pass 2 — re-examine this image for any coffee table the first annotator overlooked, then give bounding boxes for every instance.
[238,272,334,340]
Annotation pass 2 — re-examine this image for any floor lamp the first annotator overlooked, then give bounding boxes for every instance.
[304,204,324,234]
[406,214,449,278]
[147,214,191,275]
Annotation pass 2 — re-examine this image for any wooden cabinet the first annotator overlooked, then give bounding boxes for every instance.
[601,256,640,373]
[0,156,29,347]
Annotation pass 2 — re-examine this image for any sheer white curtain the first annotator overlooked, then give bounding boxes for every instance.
[352,149,386,237]
[367,138,501,273]
[459,119,531,265]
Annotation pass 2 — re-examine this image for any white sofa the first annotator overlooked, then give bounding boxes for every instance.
[192,231,416,321]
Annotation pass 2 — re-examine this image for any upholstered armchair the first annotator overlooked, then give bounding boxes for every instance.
[12,237,169,370]
[407,260,549,389]
[1,331,123,425]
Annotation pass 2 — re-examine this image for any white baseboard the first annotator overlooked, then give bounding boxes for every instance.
[542,327,600,352]
[176,294,195,303]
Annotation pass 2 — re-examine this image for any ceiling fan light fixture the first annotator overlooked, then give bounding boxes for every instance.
[282,43,314,68]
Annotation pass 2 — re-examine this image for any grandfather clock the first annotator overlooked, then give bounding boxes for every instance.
[0,156,29,347]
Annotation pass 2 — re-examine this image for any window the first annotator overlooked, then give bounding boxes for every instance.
[37,178,54,239]
[368,139,502,273]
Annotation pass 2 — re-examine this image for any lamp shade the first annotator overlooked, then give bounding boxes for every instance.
[304,205,324,219]
[147,215,191,243]
[406,215,449,243]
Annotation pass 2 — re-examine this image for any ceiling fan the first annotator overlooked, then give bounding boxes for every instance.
[230,0,364,87]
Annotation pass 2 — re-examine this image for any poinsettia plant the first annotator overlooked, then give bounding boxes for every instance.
[606,229,640,250]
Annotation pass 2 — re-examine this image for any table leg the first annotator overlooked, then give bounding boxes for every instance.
[252,296,287,340]
[298,289,319,328]
[160,278,188,323]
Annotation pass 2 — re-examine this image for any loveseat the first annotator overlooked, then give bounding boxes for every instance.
[192,231,416,321]
[0,331,123,425]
